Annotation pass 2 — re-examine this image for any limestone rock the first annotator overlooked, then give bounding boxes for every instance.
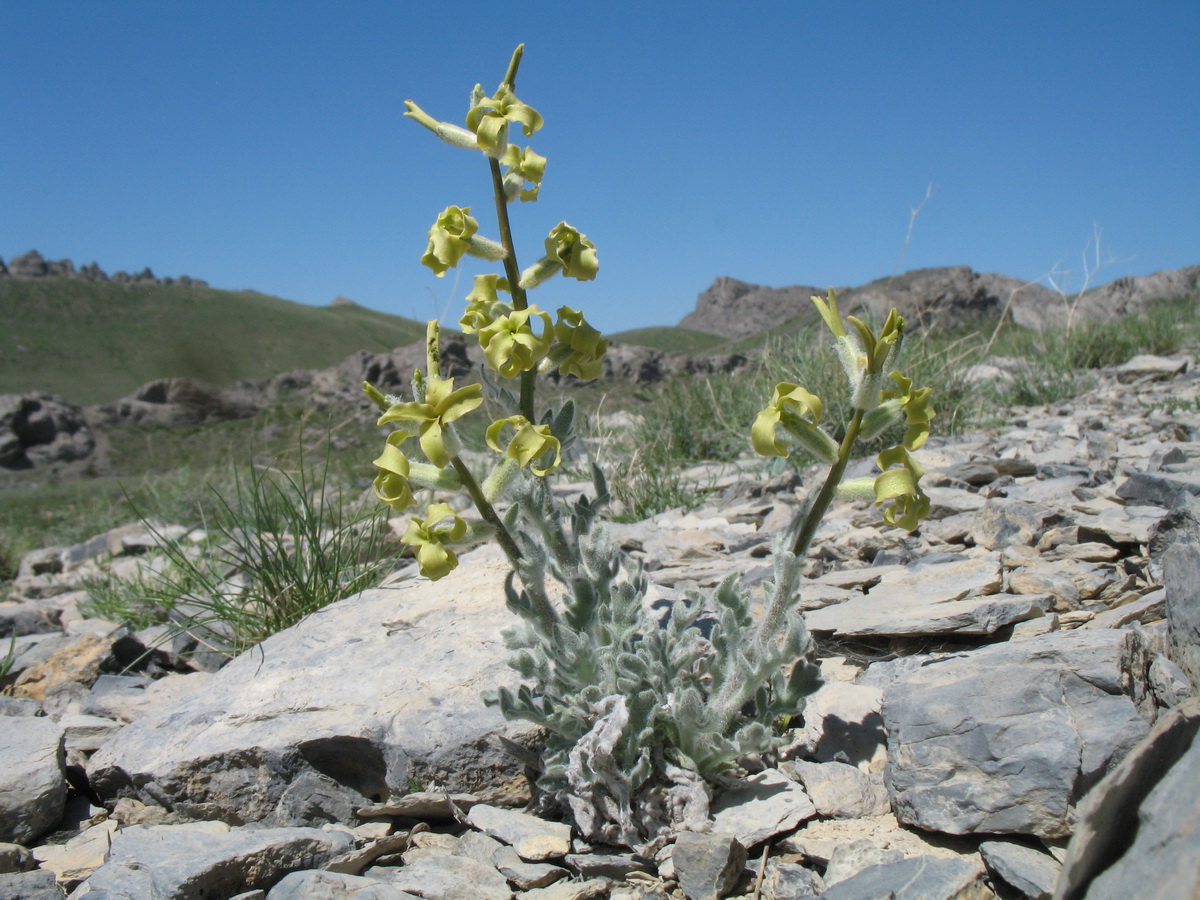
[87,545,532,825]
[0,392,94,471]
[817,855,990,900]
[0,868,65,900]
[1055,697,1200,899]
[267,869,419,899]
[671,831,747,900]
[379,853,512,900]
[465,804,572,861]
[709,768,816,848]
[978,840,1059,899]
[0,717,66,845]
[781,761,890,819]
[1163,540,1200,687]
[73,823,355,898]
[883,628,1152,838]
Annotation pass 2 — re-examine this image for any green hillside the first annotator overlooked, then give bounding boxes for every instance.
[606,326,729,354]
[0,278,428,405]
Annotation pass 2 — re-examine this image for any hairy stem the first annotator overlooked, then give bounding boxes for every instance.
[488,156,537,422]
[789,410,864,559]
[451,455,522,562]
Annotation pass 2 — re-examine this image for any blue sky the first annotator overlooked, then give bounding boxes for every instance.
[3,1,1197,335]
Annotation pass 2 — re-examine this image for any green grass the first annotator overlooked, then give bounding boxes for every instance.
[606,326,729,355]
[80,445,395,659]
[0,277,428,404]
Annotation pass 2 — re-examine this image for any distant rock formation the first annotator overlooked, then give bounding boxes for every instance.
[678,277,822,340]
[0,250,208,287]
[679,265,1200,339]
[0,392,96,471]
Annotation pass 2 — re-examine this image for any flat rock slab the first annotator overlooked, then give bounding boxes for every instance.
[803,550,1041,637]
[817,855,989,900]
[88,545,528,824]
[1056,697,1200,899]
[465,804,572,861]
[883,628,1152,839]
[73,823,354,898]
[709,768,816,847]
[0,716,66,845]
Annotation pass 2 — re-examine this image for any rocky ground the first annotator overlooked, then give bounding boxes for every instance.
[1,352,1199,899]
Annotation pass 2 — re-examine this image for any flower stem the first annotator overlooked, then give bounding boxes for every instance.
[450,455,522,563]
[488,156,536,421]
[789,410,864,558]
[502,44,524,89]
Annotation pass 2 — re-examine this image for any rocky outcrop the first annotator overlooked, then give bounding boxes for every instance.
[0,250,207,286]
[0,356,1198,897]
[85,377,265,428]
[678,265,1200,339]
[678,276,822,339]
[0,393,95,471]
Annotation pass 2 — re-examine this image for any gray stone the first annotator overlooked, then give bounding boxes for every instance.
[267,869,419,899]
[804,554,1023,637]
[1055,697,1200,900]
[970,498,1049,549]
[822,841,906,886]
[1114,353,1189,381]
[760,860,823,899]
[274,771,371,827]
[709,768,816,847]
[978,840,1059,899]
[816,855,989,900]
[381,854,512,900]
[31,819,119,885]
[491,845,567,889]
[1117,470,1200,507]
[465,804,572,861]
[1073,505,1166,546]
[0,869,65,900]
[785,681,887,769]
[1149,653,1194,708]
[671,831,747,900]
[519,878,609,900]
[0,716,66,845]
[781,761,890,819]
[1164,541,1200,687]
[0,392,94,471]
[563,851,651,879]
[883,628,1152,838]
[73,824,355,899]
[356,792,479,821]
[88,545,535,824]
[0,842,35,873]
[451,830,503,866]
[59,714,122,755]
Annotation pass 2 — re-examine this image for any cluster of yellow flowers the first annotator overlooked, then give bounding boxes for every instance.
[367,47,607,579]
[752,290,934,531]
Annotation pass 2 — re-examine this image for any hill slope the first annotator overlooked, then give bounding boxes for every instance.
[0,278,428,405]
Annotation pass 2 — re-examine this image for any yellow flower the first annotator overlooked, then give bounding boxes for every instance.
[466,84,543,157]
[751,383,838,464]
[500,145,547,202]
[371,431,415,512]
[881,372,934,450]
[403,502,469,580]
[460,274,512,335]
[550,306,607,380]
[486,415,562,476]
[478,306,553,377]
[421,206,478,277]
[377,375,483,468]
[873,445,931,531]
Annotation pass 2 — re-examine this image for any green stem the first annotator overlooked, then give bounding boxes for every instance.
[450,455,522,563]
[710,408,867,733]
[488,156,536,422]
[789,409,864,559]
